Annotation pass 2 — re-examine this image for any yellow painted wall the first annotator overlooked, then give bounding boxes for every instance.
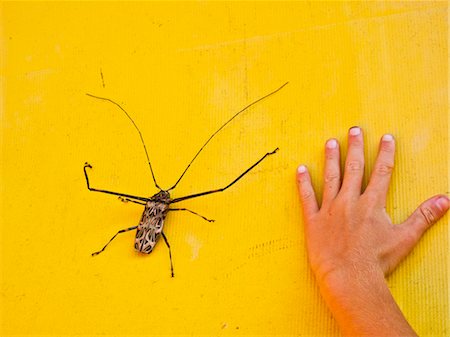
[1,2,448,336]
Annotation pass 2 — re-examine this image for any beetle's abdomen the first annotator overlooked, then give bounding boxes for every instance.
[135,201,168,254]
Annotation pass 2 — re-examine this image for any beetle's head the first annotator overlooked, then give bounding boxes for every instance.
[151,190,171,203]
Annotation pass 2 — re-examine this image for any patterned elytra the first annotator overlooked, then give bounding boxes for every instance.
[135,191,170,254]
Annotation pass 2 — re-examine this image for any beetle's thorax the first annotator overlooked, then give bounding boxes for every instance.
[151,190,171,203]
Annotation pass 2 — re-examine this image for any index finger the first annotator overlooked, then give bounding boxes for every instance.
[365,134,395,207]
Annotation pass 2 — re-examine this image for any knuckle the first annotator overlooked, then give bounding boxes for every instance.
[325,152,337,161]
[325,172,340,184]
[374,162,394,176]
[361,191,378,206]
[380,141,395,153]
[404,228,421,245]
[301,189,315,201]
[419,206,436,226]
[297,176,310,186]
[350,137,363,147]
[397,224,422,248]
[346,160,363,172]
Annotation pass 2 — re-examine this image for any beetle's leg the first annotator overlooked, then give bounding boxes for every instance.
[92,226,138,256]
[171,148,278,203]
[84,163,150,202]
[119,197,146,205]
[161,232,174,278]
[168,208,214,222]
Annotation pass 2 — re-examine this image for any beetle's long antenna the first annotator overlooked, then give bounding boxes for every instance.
[166,82,289,192]
[86,93,162,191]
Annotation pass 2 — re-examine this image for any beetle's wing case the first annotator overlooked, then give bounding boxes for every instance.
[135,200,169,254]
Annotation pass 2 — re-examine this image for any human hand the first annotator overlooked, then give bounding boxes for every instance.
[296,127,449,336]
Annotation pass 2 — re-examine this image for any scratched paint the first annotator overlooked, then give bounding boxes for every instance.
[186,234,203,261]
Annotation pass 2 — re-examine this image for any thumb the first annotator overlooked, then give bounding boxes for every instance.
[398,195,449,252]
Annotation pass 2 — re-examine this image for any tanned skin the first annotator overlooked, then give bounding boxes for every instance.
[296,127,449,337]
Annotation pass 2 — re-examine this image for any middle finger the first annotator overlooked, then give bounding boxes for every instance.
[321,138,341,208]
[341,126,365,198]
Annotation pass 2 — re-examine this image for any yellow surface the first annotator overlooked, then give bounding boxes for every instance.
[1,2,448,336]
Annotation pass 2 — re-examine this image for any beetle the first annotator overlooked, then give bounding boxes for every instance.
[84,82,288,277]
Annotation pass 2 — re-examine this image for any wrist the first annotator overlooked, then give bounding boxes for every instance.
[313,264,418,337]
[312,257,384,293]
[316,261,385,297]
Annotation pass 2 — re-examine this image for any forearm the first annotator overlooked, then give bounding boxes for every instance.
[317,267,418,337]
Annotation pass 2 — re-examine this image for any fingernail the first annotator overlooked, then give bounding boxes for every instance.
[326,139,337,149]
[297,165,307,174]
[382,134,394,142]
[436,196,449,211]
[349,127,361,136]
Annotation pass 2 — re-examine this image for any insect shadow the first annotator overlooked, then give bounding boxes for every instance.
[84,82,288,277]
